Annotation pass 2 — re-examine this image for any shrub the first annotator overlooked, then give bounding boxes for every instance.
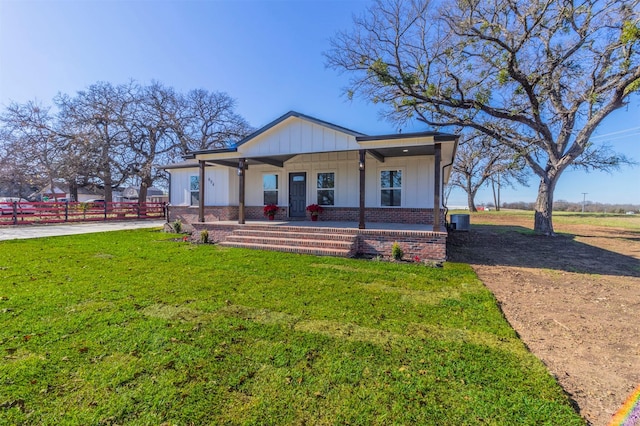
[173,219,182,234]
[200,229,209,244]
[391,242,404,261]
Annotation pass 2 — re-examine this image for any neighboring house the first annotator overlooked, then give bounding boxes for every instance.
[36,184,103,202]
[119,186,168,203]
[37,185,66,200]
[162,111,459,261]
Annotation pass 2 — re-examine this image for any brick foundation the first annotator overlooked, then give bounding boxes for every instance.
[356,229,447,261]
[319,207,445,227]
[168,206,238,226]
[169,205,448,261]
[188,222,447,262]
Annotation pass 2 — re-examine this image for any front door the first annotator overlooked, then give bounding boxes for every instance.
[289,172,306,218]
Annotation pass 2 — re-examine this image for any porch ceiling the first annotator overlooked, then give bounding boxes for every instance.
[206,155,296,169]
[201,146,440,169]
[368,145,435,159]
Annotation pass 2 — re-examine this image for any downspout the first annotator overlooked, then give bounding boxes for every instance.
[440,136,460,230]
[167,173,171,223]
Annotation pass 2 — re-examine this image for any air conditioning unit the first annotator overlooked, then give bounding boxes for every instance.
[450,214,470,231]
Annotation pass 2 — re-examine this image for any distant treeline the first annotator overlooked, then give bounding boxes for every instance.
[500,201,639,214]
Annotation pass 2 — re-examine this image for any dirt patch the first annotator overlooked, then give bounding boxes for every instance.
[447,217,640,426]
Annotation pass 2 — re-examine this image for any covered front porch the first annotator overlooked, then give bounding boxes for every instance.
[163,111,459,261]
[189,144,447,231]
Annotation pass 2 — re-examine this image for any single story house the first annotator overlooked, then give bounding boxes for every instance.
[35,184,103,202]
[162,111,459,261]
[117,186,168,204]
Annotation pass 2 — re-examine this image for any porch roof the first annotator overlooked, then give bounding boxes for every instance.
[188,111,366,158]
[160,112,459,174]
[181,111,458,163]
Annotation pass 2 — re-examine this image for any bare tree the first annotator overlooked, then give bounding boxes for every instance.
[125,82,182,203]
[125,85,254,202]
[55,82,135,202]
[173,89,253,154]
[0,134,41,198]
[1,81,253,203]
[450,132,528,212]
[327,0,639,235]
[0,101,65,199]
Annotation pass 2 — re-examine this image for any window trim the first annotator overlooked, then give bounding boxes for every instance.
[189,175,200,207]
[315,170,336,206]
[378,168,403,207]
[262,172,280,205]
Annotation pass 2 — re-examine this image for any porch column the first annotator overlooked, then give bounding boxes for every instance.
[433,143,442,232]
[359,149,366,229]
[198,160,205,223]
[238,158,246,224]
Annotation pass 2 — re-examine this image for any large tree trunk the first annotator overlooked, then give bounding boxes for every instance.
[467,189,478,212]
[138,176,152,205]
[103,169,113,203]
[533,176,558,236]
[68,179,78,202]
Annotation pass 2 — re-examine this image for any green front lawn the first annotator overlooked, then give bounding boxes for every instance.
[0,229,582,425]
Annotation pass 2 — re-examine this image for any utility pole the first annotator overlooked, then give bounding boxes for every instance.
[582,192,588,213]
[497,173,501,211]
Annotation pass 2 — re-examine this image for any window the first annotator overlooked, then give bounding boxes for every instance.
[316,172,335,206]
[263,174,279,205]
[380,170,402,206]
[190,175,199,206]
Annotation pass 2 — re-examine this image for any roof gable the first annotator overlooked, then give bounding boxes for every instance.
[236,111,366,147]
[234,111,365,158]
[180,111,458,164]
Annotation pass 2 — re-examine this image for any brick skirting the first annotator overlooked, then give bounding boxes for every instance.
[189,222,447,262]
[356,229,447,261]
[170,205,448,261]
[168,205,239,226]
[318,207,445,227]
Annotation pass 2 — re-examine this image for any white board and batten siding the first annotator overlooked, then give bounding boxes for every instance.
[242,152,434,208]
[241,117,360,157]
[169,166,235,206]
[169,153,438,209]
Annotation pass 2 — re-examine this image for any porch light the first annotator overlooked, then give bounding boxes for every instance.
[359,160,365,171]
[402,149,409,153]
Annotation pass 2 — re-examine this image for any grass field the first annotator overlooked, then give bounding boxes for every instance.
[0,229,583,425]
[450,208,640,230]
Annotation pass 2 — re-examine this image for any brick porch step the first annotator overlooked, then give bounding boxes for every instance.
[230,228,356,241]
[218,228,357,257]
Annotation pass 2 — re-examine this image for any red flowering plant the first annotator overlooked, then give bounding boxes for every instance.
[263,204,278,217]
[305,204,324,216]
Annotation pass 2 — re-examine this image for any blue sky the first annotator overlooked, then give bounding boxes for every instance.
[0,0,638,205]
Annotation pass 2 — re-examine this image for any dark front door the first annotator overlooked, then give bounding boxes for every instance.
[289,172,306,218]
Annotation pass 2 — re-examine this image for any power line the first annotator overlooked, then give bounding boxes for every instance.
[592,133,640,143]
[589,127,640,140]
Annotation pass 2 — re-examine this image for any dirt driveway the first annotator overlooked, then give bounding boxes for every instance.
[447,215,640,426]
